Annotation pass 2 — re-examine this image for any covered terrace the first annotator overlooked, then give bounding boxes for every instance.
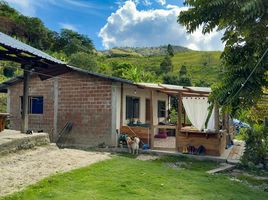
[120,83,231,156]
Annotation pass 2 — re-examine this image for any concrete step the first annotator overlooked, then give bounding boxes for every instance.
[207,164,235,174]
[0,129,50,156]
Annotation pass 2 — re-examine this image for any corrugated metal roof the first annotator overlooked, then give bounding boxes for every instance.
[159,84,186,91]
[67,65,133,84]
[184,86,211,93]
[136,83,211,93]
[0,32,65,64]
[137,83,164,89]
[0,66,133,92]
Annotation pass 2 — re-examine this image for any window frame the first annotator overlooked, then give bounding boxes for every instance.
[158,100,166,118]
[126,96,140,119]
[20,96,44,115]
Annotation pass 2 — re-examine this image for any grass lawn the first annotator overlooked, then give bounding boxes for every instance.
[2,155,267,200]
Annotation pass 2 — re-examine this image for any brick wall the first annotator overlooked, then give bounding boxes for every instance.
[8,75,54,134]
[8,71,113,147]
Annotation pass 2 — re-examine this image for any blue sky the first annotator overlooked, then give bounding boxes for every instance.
[5,0,224,50]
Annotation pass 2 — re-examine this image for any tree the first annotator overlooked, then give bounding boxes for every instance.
[163,73,179,85]
[160,55,173,73]
[112,63,133,78]
[178,0,268,113]
[54,29,95,56]
[195,80,211,87]
[178,65,192,86]
[121,65,158,83]
[163,65,192,86]
[68,52,98,72]
[167,44,174,57]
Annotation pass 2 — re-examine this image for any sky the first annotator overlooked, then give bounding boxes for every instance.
[5,0,224,51]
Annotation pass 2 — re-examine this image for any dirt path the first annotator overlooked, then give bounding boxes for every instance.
[0,144,111,197]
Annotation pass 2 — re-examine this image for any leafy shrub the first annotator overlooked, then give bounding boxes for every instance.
[241,124,268,168]
[234,128,247,141]
[170,108,178,124]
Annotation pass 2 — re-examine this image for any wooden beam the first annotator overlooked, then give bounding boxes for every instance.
[21,64,31,133]
[214,102,220,133]
[176,92,182,150]
[181,93,209,97]
[183,107,186,126]
[0,53,27,63]
[120,83,123,128]
[183,87,210,94]
[150,90,154,149]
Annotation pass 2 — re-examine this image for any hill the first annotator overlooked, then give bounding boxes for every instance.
[100,50,221,85]
[101,45,190,57]
[0,1,222,87]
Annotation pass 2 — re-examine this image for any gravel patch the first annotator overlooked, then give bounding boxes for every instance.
[0,144,110,197]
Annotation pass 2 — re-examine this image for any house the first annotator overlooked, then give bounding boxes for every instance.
[0,70,229,155]
[0,68,172,148]
[0,31,229,156]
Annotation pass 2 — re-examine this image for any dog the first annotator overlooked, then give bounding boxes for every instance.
[126,136,140,155]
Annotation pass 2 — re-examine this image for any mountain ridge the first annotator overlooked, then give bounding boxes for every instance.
[100,45,191,56]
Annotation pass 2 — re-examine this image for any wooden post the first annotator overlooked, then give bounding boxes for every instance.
[150,90,154,149]
[120,83,123,128]
[214,102,220,133]
[21,65,31,133]
[176,92,182,150]
[183,108,186,126]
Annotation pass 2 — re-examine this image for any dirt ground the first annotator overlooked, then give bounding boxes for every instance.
[0,144,111,197]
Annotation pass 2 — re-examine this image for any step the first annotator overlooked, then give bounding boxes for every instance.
[207,164,235,174]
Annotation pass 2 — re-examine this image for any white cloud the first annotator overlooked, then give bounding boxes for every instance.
[5,0,105,17]
[5,0,40,16]
[157,0,166,6]
[166,4,179,9]
[59,23,78,31]
[99,1,224,50]
[143,0,152,6]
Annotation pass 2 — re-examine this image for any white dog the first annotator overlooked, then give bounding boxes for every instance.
[126,136,140,155]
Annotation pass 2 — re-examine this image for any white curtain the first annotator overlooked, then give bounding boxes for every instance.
[182,97,210,131]
[207,107,215,130]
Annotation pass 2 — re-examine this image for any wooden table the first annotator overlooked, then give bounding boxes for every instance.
[0,113,9,132]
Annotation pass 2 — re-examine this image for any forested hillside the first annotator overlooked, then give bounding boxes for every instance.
[0,0,221,87]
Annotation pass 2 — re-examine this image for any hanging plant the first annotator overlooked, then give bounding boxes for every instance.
[3,67,14,77]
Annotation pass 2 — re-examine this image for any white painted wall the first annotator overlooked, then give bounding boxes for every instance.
[120,84,169,126]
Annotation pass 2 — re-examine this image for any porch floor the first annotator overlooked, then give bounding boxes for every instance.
[152,136,245,164]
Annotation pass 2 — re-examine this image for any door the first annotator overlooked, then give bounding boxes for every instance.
[145,99,151,123]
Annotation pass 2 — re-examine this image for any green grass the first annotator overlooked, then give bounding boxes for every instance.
[2,155,268,200]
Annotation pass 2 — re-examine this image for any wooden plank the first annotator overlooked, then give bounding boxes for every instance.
[177,131,227,156]
[150,90,154,149]
[153,125,177,129]
[21,64,30,133]
[214,102,219,133]
[120,83,123,127]
[120,126,150,144]
[176,92,182,150]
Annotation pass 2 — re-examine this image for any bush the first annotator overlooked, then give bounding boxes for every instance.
[241,124,268,169]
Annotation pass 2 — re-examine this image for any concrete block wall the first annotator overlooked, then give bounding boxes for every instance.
[57,72,112,147]
[8,71,113,147]
[8,75,54,134]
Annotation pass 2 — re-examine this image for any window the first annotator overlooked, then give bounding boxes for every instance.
[126,96,140,119]
[158,100,166,118]
[21,96,44,114]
